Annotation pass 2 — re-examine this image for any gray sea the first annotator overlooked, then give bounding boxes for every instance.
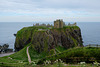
[0,22,100,49]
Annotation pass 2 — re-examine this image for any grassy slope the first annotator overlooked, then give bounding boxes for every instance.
[8,44,29,62]
[16,26,50,38]
[1,45,100,67]
[0,44,30,67]
[55,46,67,53]
[0,44,67,66]
[0,45,27,62]
[43,63,95,67]
[38,47,100,64]
[29,45,49,62]
[17,26,49,35]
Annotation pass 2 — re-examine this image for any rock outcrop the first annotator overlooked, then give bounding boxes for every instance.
[14,26,83,52]
[0,44,13,54]
[50,27,83,49]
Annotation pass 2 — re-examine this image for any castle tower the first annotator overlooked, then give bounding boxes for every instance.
[54,19,64,28]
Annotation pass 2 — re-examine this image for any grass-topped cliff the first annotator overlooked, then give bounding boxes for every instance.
[15,26,83,52]
[15,26,50,51]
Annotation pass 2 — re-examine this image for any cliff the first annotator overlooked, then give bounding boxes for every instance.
[14,26,83,52]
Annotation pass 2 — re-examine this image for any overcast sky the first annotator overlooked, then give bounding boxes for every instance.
[0,0,100,22]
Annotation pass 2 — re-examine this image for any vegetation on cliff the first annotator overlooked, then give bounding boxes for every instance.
[15,26,50,51]
[15,26,83,53]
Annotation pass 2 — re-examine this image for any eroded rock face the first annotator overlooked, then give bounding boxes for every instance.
[14,27,33,51]
[15,26,83,52]
[50,28,83,49]
[31,31,54,53]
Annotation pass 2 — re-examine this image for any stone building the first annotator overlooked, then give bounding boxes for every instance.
[35,23,39,26]
[40,23,46,27]
[54,19,64,28]
[68,22,77,26]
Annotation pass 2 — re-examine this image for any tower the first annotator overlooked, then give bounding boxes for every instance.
[54,19,64,28]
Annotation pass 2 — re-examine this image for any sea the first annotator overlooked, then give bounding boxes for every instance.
[0,22,100,49]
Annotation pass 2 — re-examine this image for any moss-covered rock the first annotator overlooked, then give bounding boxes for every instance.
[31,31,50,53]
[15,27,34,51]
[50,26,83,49]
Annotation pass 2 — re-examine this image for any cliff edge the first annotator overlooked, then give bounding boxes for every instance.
[14,26,83,52]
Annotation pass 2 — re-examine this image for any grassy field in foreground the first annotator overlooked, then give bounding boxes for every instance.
[2,45,28,62]
[1,45,100,67]
[38,47,100,64]
[38,62,98,67]
[0,44,30,67]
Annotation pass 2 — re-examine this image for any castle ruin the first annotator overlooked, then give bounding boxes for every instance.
[33,19,77,29]
[54,19,64,28]
[68,22,77,26]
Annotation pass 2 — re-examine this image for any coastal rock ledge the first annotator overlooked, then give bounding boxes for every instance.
[14,26,83,52]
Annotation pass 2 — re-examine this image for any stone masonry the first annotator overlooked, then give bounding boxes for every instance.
[54,19,64,28]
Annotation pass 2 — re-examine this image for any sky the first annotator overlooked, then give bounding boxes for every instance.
[0,0,100,22]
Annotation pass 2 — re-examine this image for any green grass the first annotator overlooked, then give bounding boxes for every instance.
[43,64,96,67]
[29,45,49,62]
[71,36,78,47]
[52,26,79,31]
[16,26,50,38]
[29,45,67,63]
[0,44,30,67]
[0,45,28,63]
[8,45,28,62]
[0,62,28,67]
[1,45,100,67]
[55,46,67,53]
[0,57,19,63]
[38,47,100,64]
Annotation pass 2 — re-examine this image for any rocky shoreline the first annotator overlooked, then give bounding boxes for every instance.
[0,44,13,54]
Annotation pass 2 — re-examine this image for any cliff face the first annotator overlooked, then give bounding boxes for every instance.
[15,26,83,52]
[50,27,83,49]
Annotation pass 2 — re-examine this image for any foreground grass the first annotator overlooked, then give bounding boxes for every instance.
[38,47,100,64]
[0,44,30,67]
[29,45,67,63]
[0,62,28,67]
[55,46,67,53]
[3,45,28,62]
[29,45,49,62]
[43,64,95,67]
[1,46,100,67]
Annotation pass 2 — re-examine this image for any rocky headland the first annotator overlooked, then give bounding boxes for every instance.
[14,19,83,53]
